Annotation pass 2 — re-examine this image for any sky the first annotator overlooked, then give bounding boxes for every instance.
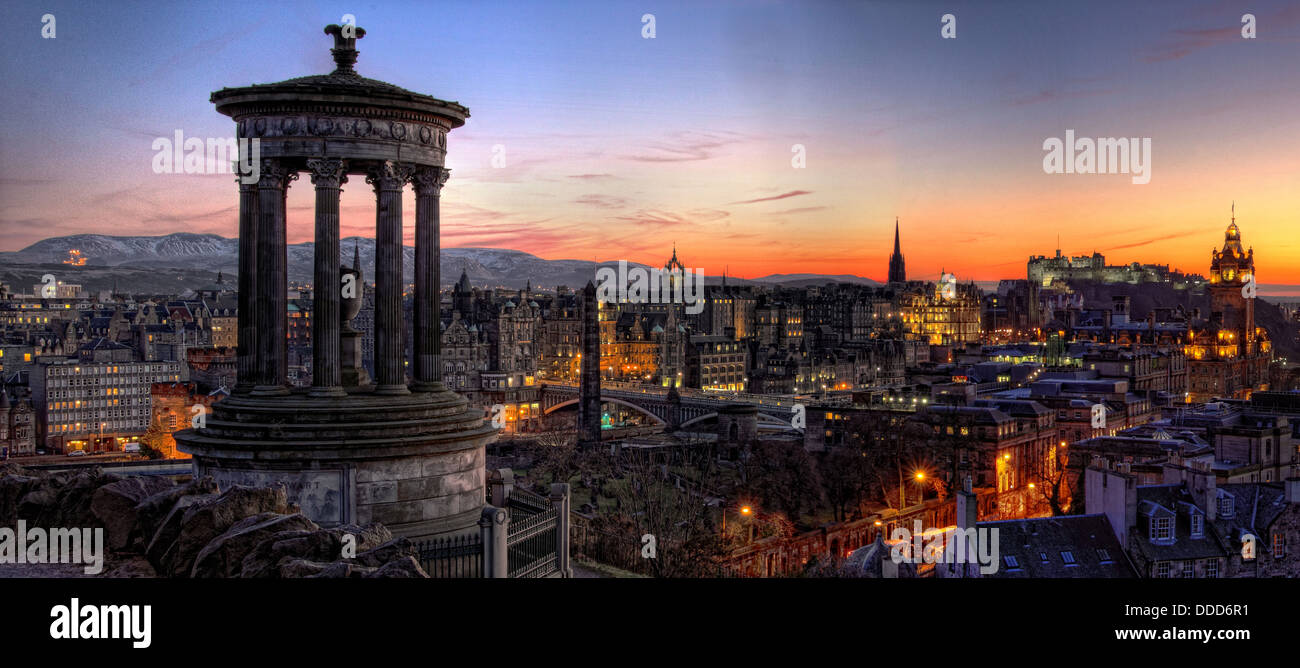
[2,0,1299,286]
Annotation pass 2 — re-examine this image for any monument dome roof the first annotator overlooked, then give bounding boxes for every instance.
[210,24,468,127]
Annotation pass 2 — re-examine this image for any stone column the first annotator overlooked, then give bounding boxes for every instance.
[308,158,348,397]
[366,161,414,395]
[234,174,260,394]
[252,158,297,396]
[410,166,450,391]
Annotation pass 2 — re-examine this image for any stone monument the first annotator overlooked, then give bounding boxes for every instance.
[177,25,495,539]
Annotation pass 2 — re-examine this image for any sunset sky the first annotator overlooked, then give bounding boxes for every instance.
[2,0,1299,285]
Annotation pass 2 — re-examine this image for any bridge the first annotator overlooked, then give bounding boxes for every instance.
[540,381,815,430]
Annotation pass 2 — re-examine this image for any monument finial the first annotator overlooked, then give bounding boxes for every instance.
[324,24,367,75]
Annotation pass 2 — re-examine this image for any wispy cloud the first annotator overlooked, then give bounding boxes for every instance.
[619,130,747,163]
[1102,233,1187,252]
[572,194,630,209]
[613,208,730,228]
[1141,7,1300,63]
[769,206,827,215]
[730,190,813,205]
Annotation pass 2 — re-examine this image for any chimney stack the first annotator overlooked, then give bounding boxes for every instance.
[956,475,977,531]
[1086,461,1137,547]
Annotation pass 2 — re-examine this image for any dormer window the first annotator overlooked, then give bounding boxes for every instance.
[1218,496,1234,518]
[1151,516,1173,542]
[1191,514,1204,538]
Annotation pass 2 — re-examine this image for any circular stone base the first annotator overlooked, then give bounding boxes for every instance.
[175,388,497,540]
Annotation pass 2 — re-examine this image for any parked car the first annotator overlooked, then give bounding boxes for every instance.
[67,450,87,457]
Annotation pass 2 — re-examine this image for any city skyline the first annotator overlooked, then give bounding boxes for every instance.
[2,1,1299,604]
[3,0,1300,285]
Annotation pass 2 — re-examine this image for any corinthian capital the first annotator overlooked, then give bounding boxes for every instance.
[365,161,415,192]
[410,166,451,197]
[257,159,298,190]
[307,158,349,189]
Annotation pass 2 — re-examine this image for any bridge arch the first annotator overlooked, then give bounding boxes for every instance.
[541,397,668,425]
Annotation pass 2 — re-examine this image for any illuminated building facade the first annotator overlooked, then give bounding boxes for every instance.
[898,280,982,345]
[1186,215,1271,402]
[30,349,183,453]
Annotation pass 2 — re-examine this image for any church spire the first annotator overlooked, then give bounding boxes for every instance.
[888,218,907,284]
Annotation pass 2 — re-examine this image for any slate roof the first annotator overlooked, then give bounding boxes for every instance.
[1131,484,1227,562]
[79,337,131,353]
[979,514,1136,578]
[1214,483,1291,542]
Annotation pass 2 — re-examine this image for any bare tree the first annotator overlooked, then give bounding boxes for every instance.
[819,447,873,521]
[603,439,729,577]
[1029,442,1077,516]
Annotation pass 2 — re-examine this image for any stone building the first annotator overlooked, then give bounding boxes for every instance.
[685,334,747,391]
[537,289,581,382]
[1186,217,1272,401]
[1028,249,1203,288]
[897,279,982,346]
[0,391,36,457]
[145,381,227,459]
[30,343,184,453]
[1086,459,1300,577]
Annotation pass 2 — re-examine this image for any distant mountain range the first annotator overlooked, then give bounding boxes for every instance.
[0,233,882,294]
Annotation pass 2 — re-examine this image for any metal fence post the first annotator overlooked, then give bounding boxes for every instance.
[480,505,509,578]
[550,482,572,577]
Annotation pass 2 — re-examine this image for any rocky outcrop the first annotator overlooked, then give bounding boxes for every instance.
[0,465,431,578]
[146,492,217,573]
[366,556,428,578]
[239,523,391,579]
[134,477,219,551]
[158,485,297,578]
[90,476,177,550]
[191,512,318,578]
[19,469,118,527]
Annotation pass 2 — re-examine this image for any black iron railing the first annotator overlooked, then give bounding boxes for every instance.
[507,507,558,578]
[507,486,553,516]
[414,532,484,578]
